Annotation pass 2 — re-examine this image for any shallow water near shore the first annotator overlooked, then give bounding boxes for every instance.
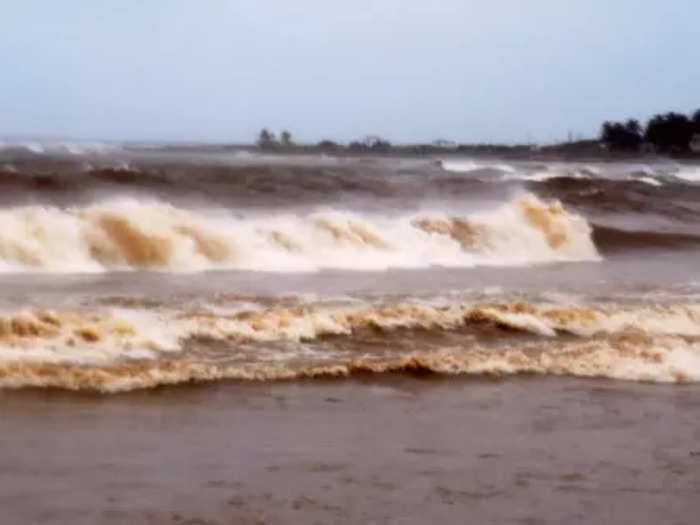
[3,375,700,524]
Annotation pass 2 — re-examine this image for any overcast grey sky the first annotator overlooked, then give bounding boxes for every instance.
[1,1,698,144]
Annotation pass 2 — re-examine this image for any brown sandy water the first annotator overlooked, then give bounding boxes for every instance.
[2,376,700,524]
[1,150,700,522]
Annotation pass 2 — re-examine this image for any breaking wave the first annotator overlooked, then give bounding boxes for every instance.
[0,194,599,272]
[674,166,700,183]
[0,300,699,391]
[439,160,516,175]
[0,140,121,156]
[527,175,700,223]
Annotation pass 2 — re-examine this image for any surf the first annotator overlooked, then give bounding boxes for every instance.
[0,194,599,273]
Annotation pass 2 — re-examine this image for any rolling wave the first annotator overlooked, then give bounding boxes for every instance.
[0,299,699,391]
[592,225,700,253]
[526,175,700,222]
[0,194,599,273]
[0,151,697,394]
[2,161,699,217]
[674,166,700,182]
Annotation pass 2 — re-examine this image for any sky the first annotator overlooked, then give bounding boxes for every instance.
[1,0,698,144]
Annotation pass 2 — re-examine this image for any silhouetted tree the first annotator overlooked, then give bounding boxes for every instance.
[257,128,277,149]
[600,119,642,151]
[693,110,700,137]
[644,112,694,152]
[370,139,391,151]
[361,135,391,151]
[280,130,293,146]
[626,119,642,137]
[318,140,339,149]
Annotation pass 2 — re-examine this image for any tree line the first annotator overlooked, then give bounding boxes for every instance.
[257,129,393,151]
[258,111,700,155]
[601,109,700,153]
[257,128,294,148]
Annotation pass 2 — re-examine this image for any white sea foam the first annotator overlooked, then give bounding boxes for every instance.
[674,166,700,182]
[440,160,515,174]
[0,140,119,155]
[630,175,663,186]
[499,167,592,182]
[0,141,45,154]
[60,142,120,155]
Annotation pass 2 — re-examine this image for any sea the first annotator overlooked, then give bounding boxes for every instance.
[1,141,700,393]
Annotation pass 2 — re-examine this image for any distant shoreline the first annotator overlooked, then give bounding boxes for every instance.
[155,142,700,164]
[2,139,699,165]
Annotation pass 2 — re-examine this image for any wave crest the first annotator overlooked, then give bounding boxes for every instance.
[0,300,699,391]
[0,194,599,273]
[1,332,697,393]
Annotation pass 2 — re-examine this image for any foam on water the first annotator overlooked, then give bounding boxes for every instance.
[674,166,700,182]
[510,170,592,182]
[440,160,515,174]
[0,140,120,155]
[0,152,696,394]
[0,300,699,391]
[633,175,663,186]
[0,194,599,273]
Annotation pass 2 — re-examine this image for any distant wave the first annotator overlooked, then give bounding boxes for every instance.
[440,159,515,174]
[592,225,700,253]
[0,194,599,273]
[526,175,700,222]
[630,175,663,186]
[673,166,700,183]
[438,160,700,189]
[0,164,452,207]
[0,140,121,155]
[1,162,698,213]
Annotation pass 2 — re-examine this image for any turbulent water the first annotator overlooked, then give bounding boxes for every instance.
[1,142,699,391]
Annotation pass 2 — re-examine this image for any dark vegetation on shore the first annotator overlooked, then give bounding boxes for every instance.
[254,109,700,160]
[601,109,700,154]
